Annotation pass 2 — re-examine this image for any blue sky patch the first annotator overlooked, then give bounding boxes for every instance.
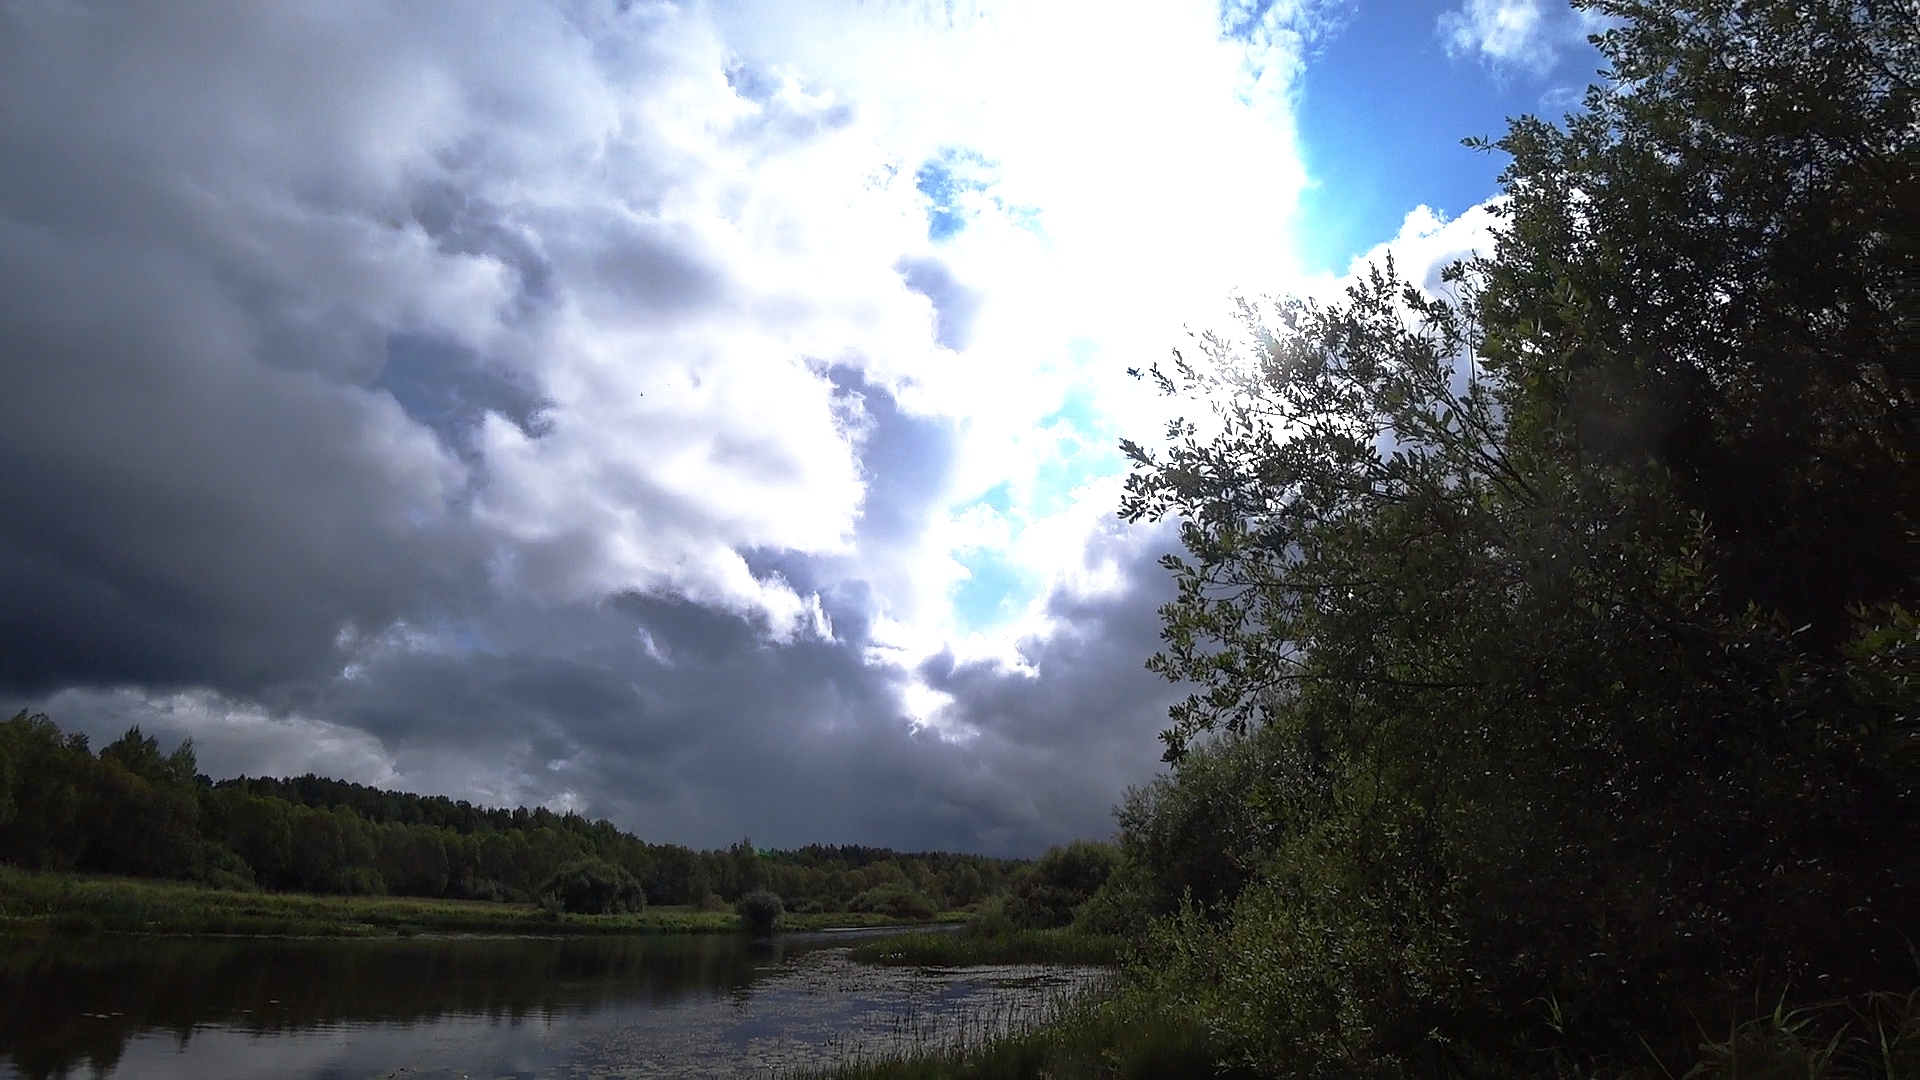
[912,147,1039,243]
[915,148,996,242]
[951,550,1029,630]
[1286,0,1604,273]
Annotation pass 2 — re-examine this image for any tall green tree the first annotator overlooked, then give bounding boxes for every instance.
[1121,0,1912,1072]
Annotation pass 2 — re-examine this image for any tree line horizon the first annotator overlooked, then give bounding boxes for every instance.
[0,710,1042,917]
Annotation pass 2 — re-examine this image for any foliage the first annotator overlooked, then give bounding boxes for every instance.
[0,863,650,937]
[1111,737,1277,918]
[0,711,1024,914]
[1668,991,1919,1080]
[1116,0,1912,1073]
[797,988,1917,1079]
[849,884,940,921]
[541,857,645,915]
[1002,842,1119,930]
[0,865,959,937]
[736,887,784,936]
[794,986,1250,1080]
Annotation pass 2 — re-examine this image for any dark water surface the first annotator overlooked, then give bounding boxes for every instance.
[0,931,1104,1079]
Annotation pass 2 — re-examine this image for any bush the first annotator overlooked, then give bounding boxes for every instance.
[735,888,783,936]
[538,858,645,915]
[1114,731,1277,918]
[1003,841,1118,929]
[847,884,937,920]
[1070,862,1155,938]
[194,843,258,892]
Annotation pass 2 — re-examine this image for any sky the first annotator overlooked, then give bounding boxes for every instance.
[0,0,1604,855]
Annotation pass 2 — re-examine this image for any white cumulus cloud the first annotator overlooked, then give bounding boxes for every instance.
[1438,0,1607,75]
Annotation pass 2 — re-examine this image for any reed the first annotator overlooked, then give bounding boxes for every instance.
[791,985,1246,1080]
[1630,990,1918,1080]
[798,989,1918,1080]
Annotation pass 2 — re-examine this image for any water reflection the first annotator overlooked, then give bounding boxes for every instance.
[0,932,1102,1080]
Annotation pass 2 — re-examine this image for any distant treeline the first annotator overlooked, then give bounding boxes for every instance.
[0,711,1021,914]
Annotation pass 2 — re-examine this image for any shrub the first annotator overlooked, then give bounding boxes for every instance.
[1004,841,1118,929]
[1071,862,1156,938]
[735,888,783,936]
[538,857,645,915]
[847,884,937,920]
[195,843,258,892]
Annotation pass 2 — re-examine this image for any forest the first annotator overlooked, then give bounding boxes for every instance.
[0,710,1024,917]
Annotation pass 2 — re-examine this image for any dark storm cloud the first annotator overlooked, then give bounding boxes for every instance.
[0,228,483,692]
[407,183,556,315]
[0,2,497,691]
[583,218,729,315]
[10,481,1185,853]
[0,0,691,693]
[252,520,1181,854]
[376,334,551,455]
[0,0,1185,854]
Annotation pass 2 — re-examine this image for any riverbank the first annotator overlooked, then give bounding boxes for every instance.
[0,867,965,937]
[798,989,1919,1080]
[849,926,1123,967]
[793,987,1248,1080]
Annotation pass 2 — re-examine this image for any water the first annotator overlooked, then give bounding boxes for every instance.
[0,932,1106,1079]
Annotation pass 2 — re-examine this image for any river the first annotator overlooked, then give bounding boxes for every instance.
[0,931,1107,1079]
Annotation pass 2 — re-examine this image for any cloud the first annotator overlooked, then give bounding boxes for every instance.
[1437,0,1606,76]
[1351,201,1506,295]
[895,257,983,352]
[0,0,1332,852]
[15,516,1183,854]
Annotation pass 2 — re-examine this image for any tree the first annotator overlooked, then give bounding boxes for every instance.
[0,712,90,869]
[100,727,198,788]
[1004,841,1119,929]
[541,853,645,910]
[734,888,784,936]
[847,883,937,920]
[540,857,645,915]
[210,789,294,888]
[1120,0,1912,1072]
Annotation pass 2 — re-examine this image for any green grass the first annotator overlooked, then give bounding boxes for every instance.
[0,866,964,938]
[849,926,1124,967]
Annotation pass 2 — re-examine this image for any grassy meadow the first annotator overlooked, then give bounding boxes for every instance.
[0,866,962,938]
